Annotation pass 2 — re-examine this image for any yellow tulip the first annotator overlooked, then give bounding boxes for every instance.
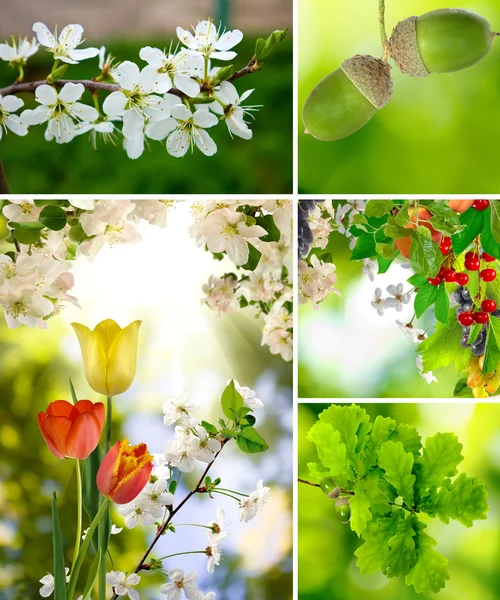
[71,319,141,396]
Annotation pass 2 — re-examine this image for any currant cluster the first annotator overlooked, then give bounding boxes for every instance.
[466,355,500,398]
[298,200,324,259]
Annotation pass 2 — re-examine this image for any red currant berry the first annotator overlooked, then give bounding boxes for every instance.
[455,272,469,285]
[473,312,489,324]
[440,237,452,254]
[482,252,496,262]
[458,312,474,326]
[480,268,497,282]
[442,268,457,282]
[464,258,481,271]
[472,200,490,211]
[481,299,497,313]
[427,276,442,286]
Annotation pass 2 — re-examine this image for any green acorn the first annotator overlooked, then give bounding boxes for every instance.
[302,54,393,141]
[335,496,351,524]
[389,9,496,78]
[319,477,340,498]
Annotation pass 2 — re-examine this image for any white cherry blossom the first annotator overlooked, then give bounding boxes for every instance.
[0,95,29,139]
[371,288,387,316]
[162,389,199,427]
[177,20,243,61]
[239,480,270,522]
[33,23,99,64]
[105,571,140,600]
[139,47,203,97]
[207,507,228,539]
[160,569,200,600]
[205,533,222,573]
[202,275,239,315]
[210,81,256,139]
[0,36,39,65]
[2,199,41,223]
[385,283,411,312]
[233,381,263,410]
[39,568,69,597]
[188,426,221,463]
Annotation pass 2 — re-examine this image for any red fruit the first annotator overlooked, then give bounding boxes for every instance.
[481,299,497,313]
[472,200,490,211]
[394,207,443,259]
[473,312,489,324]
[482,252,496,262]
[440,236,452,254]
[427,276,442,286]
[455,272,469,285]
[458,312,474,326]
[442,268,457,282]
[464,258,481,271]
[448,200,474,213]
[480,268,497,282]
[465,251,477,259]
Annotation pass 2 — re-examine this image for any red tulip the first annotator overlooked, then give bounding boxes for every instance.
[97,439,153,504]
[38,400,105,460]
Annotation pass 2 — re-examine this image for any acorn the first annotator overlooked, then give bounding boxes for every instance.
[302,54,393,141]
[335,496,351,524]
[319,477,341,498]
[389,9,496,78]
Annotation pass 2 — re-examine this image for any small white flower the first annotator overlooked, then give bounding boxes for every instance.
[164,432,196,473]
[0,36,38,65]
[266,328,293,362]
[239,480,270,522]
[385,283,411,312]
[139,47,203,97]
[362,258,377,282]
[82,523,122,540]
[75,119,117,149]
[261,200,291,236]
[202,275,239,315]
[0,94,28,139]
[188,426,221,463]
[33,23,99,64]
[177,20,243,61]
[2,199,41,223]
[160,568,200,600]
[118,501,161,529]
[233,380,263,410]
[207,507,228,539]
[205,533,222,573]
[395,319,427,343]
[21,83,98,143]
[371,288,387,316]
[139,477,174,511]
[163,389,199,427]
[210,81,257,140]
[39,568,69,597]
[106,571,141,600]
[98,46,120,81]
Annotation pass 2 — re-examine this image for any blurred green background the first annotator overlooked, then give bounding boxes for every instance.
[299,0,500,193]
[0,205,292,599]
[299,200,471,398]
[0,2,292,193]
[298,402,500,600]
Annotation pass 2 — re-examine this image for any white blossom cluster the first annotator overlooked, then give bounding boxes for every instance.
[0,199,174,328]
[0,21,262,159]
[298,255,340,309]
[193,200,293,361]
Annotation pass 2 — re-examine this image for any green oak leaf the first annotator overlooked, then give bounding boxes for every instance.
[354,511,403,574]
[386,513,418,578]
[306,422,350,479]
[377,441,416,505]
[405,520,449,594]
[307,461,329,483]
[364,416,396,469]
[416,432,463,493]
[349,480,373,536]
[364,469,394,515]
[433,473,489,527]
[389,424,422,458]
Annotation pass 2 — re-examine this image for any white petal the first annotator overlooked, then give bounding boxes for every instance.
[69,47,100,61]
[1,95,24,112]
[58,82,84,103]
[177,27,197,49]
[35,84,57,106]
[173,73,199,98]
[171,104,192,121]
[228,118,252,139]
[58,24,83,47]
[214,29,243,51]
[103,91,128,117]
[193,110,218,128]
[139,65,164,93]
[124,134,144,159]
[194,128,217,156]
[145,118,177,141]
[122,110,144,139]
[33,23,56,48]
[116,61,140,90]
[56,55,78,65]
[195,20,217,44]
[210,51,237,61]
[167,128,190,157]
[239,88,254,102]
[5,115,28,136]
[72,102,99,121]
[0,44,15,61]
[219,81,239,104]
[139,46,165,66]
[21,105,49,125]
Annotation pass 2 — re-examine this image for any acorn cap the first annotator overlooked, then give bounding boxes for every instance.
[335,496,350,507]
[341,54,393,109]
[389,16,430,78]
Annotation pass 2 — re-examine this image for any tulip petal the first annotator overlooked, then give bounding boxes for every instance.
[106,320,141,395]
[47,399,79,419]
[37,412,65,459]
[92,402,105,427]
[72,322,109,395]
[65,412,102,459]
[43,415,73,457]
[97,439,122,497]
[93,319,122,354]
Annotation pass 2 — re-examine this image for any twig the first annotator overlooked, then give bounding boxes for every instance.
[298,478,320,488]
[0,156,9,194]
[379,0,389,60]
[110,439,229,600]
[228,57,258,83]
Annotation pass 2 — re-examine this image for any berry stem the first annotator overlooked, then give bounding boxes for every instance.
[379,0,389,59]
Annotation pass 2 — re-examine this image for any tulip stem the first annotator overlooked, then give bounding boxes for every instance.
[70,460,83,576]
[379,0,389,60]
[105,396,112,453]
[66,498,110,599]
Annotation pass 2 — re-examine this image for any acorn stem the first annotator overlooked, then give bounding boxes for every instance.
[379,0,389,59]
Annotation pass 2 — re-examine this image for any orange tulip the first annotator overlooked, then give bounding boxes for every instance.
[97,438,153,504]
[38,400,105,460]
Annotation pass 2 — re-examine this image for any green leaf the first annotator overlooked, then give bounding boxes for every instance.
[9,220,45,231]
[376,254,394,274]
[34,200,69,207]
[434,284,450,325]
[453,378,474,397]
[405,520,449,594]
[375,242,396,260]
[307,461,330,483]
[483,320,500,373]
[350,233,377,260]
[414,283,439,318]
[235,427,269,453]
[82,549,101,600]
[416,433,463,492]
[363,469,395,515]
[39,205,68,231]
[201,421,218,435]
[51,493,67,600]
[409,227,442,278]
[451,207,484,254]
[244,414,256,427]
[386,513,418,577]
[428,201,463,234]
[418,310,468,373]
[220,380,244,420]
[82,444,104,552]
[241,243,262,271]
[69,378,78,404]
[355,511,403,574]
[394,204,410,226]
[307,422,349,479]
[11,228,41,244]
[377,441,416,505]
[365,200,394,218]
[433,473,489,527]
[406,273,428,287]
[389,424,422,458]
[467,323,482,345]
[255,214,281,242]
[69,222,90,244]
[480,206,500,258]
[384,216,413,240]
[490,200,500,243]
[349,480,373,536]
[363,416,396,469]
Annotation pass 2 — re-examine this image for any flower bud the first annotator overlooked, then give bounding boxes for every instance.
[389,9,495,78]
[37,399,104,460]
[303,54,393,141]
[72,319,141,396]
[97,439,153,504]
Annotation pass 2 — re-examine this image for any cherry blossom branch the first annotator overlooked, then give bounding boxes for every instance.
[228,57,259,82]
[110,439,229,600]
[0,158,9,194]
